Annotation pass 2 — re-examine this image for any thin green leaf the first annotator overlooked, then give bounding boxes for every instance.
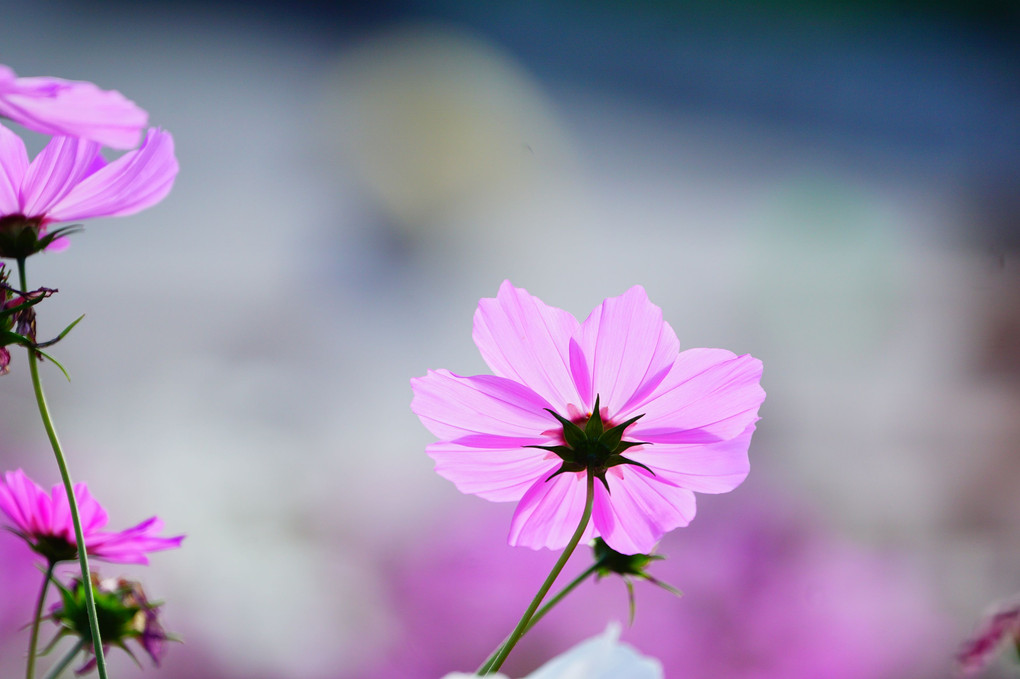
[35,349,71,381]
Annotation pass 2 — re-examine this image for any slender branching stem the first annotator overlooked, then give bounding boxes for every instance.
[16,258,109,679]
[482,469,596,675]
[476,562,602,675]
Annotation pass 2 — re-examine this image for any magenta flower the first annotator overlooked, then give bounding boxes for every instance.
[0,64,147,149]
[0,122,177,258]
[0,469,183,565]
[411,281,765,554]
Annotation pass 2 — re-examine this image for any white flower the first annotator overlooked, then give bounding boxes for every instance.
[442,623,663,679]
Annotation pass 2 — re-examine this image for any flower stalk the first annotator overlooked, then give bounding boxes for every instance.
[482,468,596,675]
[476,562,602,675]
[17,258,109,679]
[26,562,55,679]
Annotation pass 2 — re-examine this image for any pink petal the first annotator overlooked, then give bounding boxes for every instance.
[627,423,755,494]
[508,472,597,550]
[47,482,76,541]
[427,441,559,502]
[0,469,41,534]
[571,286,680,415]
[88,517,184,565]
[472,281,582,414]
[0,123,28,213]
[47,128,177,222]
[0,69,147,149]
[411,369,554,443]
[592,467,696,555]
[20,135,101,217]
[626,349,764,443]
[71,483,110,534]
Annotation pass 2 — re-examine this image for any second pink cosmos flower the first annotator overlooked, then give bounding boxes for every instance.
[0,469,183,565]
[411,281,765,555]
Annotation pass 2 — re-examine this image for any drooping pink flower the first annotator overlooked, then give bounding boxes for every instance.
[0,122,177,257]
[0,469,184,565]
[0,64,147,149]
[411,281,765,554]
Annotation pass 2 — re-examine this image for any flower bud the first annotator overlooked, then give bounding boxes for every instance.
[50,574,175,673]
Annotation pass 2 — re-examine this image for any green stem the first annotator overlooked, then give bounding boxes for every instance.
[42,638,85,679]
[26,562,56,679]
[16,258,109,679]
[482,469,596,675]
[477,562,601,675]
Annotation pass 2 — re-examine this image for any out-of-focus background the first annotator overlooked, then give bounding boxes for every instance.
[2,1,1019,677]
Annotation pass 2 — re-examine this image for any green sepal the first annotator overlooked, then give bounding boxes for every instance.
[0,220,83,259]
[526,443,577,461]
[598,413,644,451]
[35,224,84,252]
[544,408,587,450]
[545,460,587,481]
[604,454,655,476]
[591,534,685,611]
[584,395,605,439]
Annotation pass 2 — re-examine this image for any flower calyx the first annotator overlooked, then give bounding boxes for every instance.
[591,538,682,625]
[0,214,82,259]
[530,395,652,490]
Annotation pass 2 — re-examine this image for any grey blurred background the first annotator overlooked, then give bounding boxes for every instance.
[1,1,1019,677]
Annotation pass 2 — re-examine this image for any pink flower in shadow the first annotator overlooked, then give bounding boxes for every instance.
[0,64,147,150]
[412,281,765,554]
[0,469,183,565]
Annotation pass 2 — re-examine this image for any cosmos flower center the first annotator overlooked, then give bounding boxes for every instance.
[530,395,652,489]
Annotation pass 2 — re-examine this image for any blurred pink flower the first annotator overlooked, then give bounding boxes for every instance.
[956,599,1020,675]
[411,281,764,554]
[0,64,147,149]
[355,486,949,679]
[0,122,177,257]
[0,469,183,565]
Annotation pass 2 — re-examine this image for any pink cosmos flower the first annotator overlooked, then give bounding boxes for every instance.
[411,281,765,554]
[0,469,184,565]
[0,122,177,257]
[0,64,147,149]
